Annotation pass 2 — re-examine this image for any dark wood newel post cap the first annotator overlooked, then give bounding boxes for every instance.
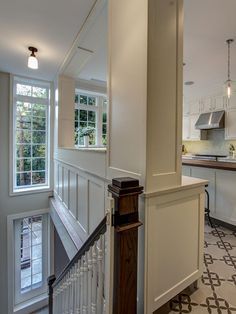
[108,177,143,196]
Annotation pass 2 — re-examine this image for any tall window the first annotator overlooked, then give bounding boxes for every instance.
[13,77,50,192]
[14,214,49,306]
[74,90,107,147]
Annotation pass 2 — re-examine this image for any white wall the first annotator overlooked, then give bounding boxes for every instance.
[0,72,52,314]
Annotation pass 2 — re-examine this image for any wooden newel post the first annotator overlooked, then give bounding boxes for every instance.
[108,177,143,314]
[48,275,56,314]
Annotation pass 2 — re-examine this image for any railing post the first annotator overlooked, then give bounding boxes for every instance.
[108,177,143,314]
[48,275,56,314]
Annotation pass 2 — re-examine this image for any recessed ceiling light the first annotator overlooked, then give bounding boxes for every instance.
[184,81,194,86]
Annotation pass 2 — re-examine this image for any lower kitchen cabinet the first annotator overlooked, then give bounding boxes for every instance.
[215,170,236,225]
[182,165,236,226]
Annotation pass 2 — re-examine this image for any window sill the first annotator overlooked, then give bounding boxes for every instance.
[14,292,48,314]
[10,186,53,197]
[60,146,107,153]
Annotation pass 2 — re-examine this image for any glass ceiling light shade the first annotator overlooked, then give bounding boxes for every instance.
[224,39,235,99]
[28,47,38,69]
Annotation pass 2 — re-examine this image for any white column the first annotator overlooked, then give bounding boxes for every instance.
[108,0,183,193]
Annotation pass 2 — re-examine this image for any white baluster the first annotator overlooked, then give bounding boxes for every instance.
[87,248,93,313]
[76,260,81,314]
[82,253,88,314]
[80,257,84,314]
[97,237,104,314]
[91,243,98,314]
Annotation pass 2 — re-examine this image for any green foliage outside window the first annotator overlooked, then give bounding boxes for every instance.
[15,82,48,188]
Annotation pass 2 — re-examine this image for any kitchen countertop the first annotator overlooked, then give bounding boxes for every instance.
[182,158,236,171]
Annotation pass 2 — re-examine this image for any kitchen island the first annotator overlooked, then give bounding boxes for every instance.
[182,158,236,226]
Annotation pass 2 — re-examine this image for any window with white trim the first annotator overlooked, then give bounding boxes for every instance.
[12,77,50,192]
[14,214,49,306]
[74,90,107,147]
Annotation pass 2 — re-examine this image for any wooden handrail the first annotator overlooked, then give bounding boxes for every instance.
[52,216,107,289]
[49,177,143,314]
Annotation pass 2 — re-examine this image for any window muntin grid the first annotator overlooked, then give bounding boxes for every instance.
[13,79,50,191]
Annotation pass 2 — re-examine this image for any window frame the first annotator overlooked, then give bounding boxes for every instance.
[14,214,48,305]
[7,209,51,314]
[74,89,107,147]
[10,76,52,195]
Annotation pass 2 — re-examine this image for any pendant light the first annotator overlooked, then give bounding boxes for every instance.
[224,39,234,99]
[28,47,38,69]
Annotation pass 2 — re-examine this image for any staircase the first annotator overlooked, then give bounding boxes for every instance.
[48,177,143,314]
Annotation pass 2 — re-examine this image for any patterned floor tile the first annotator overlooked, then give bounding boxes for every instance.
[216,281,236,307]
[155,222,236,313]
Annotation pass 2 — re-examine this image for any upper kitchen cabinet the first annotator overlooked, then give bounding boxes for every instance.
[201,96,212,112]
[225,108,236,139]
[189,114,200,140]
[189,99,201,115]
[183,99,190,115]
[183,115,190,140]
[226,93,236,110]
[201,95,225,113]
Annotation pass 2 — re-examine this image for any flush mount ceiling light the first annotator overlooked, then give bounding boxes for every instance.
[28,47,38,69]
[224,39,235,99]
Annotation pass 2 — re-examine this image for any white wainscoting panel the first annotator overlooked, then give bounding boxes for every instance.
[63,167,69,209]
[77,175,89,233]
[69,171,77,219]
[88,180,105,234]
[54,159,106,246]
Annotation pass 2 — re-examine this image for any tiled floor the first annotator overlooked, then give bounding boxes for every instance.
[156,222,236,313]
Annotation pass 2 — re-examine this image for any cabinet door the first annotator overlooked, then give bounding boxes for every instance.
[189,100,201,115]
[183,115,190,140]
[202,97,212,113]
[215,170,236,225]
[182,165,191,176]
[225,109,236,140]
[191,167,215,213]
[189,114,200,140]
[227,93,236,110]
[183,98,190,115]
[213,95,225,111]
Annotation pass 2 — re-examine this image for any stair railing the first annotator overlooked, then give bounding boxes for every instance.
[48,177,143,314]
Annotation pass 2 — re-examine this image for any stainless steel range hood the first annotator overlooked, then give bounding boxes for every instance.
[195,110,225,130]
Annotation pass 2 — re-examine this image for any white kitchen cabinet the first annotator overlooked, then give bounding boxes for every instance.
[191,167,215,214]
[183,115,190,140]
[183,99,190,115]
[182,165,236,226]
[189,114,200,140]
[202,95,225,113]
[182,165,191,176]
[227,93,236,110]
[189,99,201,115]
[214,95,225,111]
[201,96,213,112]
[215,170,236,225]
[225,109,236,140]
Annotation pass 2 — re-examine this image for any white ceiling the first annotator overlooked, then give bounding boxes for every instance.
[0,0,96,80]
[184,0,236,100]
[62,3,107,83]
[1,0,235,94]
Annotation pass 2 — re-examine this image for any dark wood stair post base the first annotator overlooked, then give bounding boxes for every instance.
[108,177,143,314]
[48,274,56,314]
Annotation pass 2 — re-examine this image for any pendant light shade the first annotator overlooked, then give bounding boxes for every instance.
[28,47,38,69]
[223,39,235,99]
